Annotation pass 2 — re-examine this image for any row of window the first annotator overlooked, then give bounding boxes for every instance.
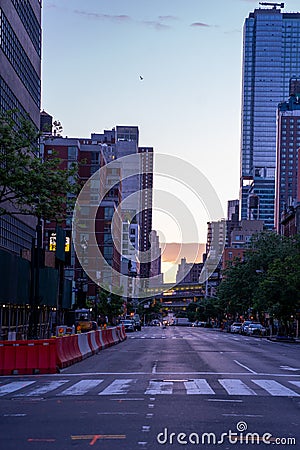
[0,215,35,254]
[12,0,41,56]
[0,76,34,127]
[0,8,40,107]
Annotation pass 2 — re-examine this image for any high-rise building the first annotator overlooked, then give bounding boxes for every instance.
[138,147,153,281]
[0,0,41,127]
[240,4,300,229]
[275,78,300,233]
[0,0,42,254]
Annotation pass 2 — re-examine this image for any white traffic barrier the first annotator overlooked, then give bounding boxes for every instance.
[77,333,92,359]
[111,327,120,344]
[97,330,105,349]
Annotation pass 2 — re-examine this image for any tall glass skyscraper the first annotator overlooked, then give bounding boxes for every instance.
[0,0,41,127]
[240,5,300,229]
[0,0,42,255]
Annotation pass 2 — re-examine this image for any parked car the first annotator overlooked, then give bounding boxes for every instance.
[241,320,253,335]
[192,321,208,327]
[150,319,161,326]
[247,323,266,336]
[120,319,135,332]
[230,322,242,333]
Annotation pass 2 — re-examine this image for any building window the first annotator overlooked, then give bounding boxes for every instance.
[12,0,41,56]
[68,146,78,160]
[0,8,40,106]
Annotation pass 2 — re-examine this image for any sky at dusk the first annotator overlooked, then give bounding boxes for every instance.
[41,0,300,281]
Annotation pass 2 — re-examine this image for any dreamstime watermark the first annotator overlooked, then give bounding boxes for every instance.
[72,153,225,296]
[156,422,297,446]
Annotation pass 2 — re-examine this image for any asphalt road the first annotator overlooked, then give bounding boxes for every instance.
[1,326,300,449]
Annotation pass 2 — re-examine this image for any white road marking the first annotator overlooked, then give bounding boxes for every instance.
[15,380,69,396]
[280,366,300,371]
[3,413,27,417]
[207,399,243,403]
[234,360,257,374]
[142,426,150,432]
[222,414,263,418]
[59,380,103,396]
[99,379,135,395]
[0,381,35,396]
[145,381,173,395]
[110,398,144,401]
[219,379,257,396]
[184,379,215,395]
[19,370,300,376]
[97,412,138,415]
[289,381,300,389]
[152,361,158,374]
[252,380,300,396]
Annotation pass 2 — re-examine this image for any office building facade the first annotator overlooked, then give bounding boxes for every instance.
[240,5,300,229]
[0,0,42,255]
[275,79,300,232]
[0,0,41,127]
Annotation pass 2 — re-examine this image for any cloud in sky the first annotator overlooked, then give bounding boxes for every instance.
[141,20,170,31]
[74,9,171,30]
[190,22,211,28]
[74,10,131,23]
[158,15,179,21]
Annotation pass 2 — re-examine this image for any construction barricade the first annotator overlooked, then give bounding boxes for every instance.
[77,332,92,359]
[111,327,120,344]
[100,329,110,349]
[0,339,57,375]
[94,330,104,351]
[0,326,125,375]
[87,331,98,354]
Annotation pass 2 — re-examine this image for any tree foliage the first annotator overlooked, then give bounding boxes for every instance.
[97,286,124,324]
[0,111,78,221]
[217,231,300,325]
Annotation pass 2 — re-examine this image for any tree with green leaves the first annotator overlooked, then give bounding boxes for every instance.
[0,110,78,221]
[217,231,300,334]
[96,286,124,325]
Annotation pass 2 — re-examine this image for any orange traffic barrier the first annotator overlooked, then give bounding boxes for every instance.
[100,329,110,348]
[37,340,57,374]
[120,325,127,341]
[94,330,104,350]
[0,340,58,375]
[106,329,114,347]
[0,326,126,375]
[87,331,98,354]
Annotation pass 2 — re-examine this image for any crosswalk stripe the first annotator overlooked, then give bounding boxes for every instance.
[144,381,173,395]
[289,381,300,389]
[1,378,300,398]
[184,379,215,395]
[99,379,134,395]
[0,381,36,396]
[15,380,69,396]
[219,379,257,396]
[252,380,300,396]
[59,380,104,396]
